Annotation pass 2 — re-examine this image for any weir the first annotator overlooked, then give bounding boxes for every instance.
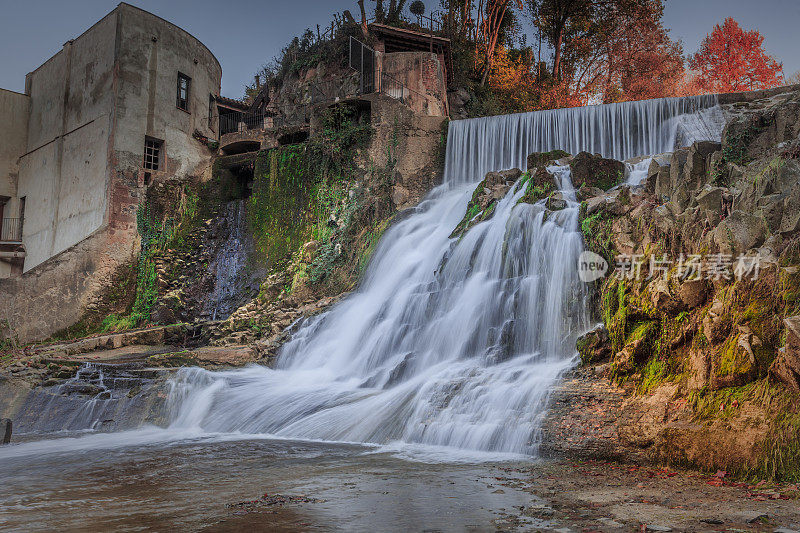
[443,94,724,184]
[4,95,726,456]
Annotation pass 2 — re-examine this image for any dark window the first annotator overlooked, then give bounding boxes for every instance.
[143,137,163,172]
[208,94,215,130]
[18,197,25,237]
[177,73,191,111]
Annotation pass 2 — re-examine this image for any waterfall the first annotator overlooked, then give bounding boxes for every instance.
[161,95,726,455]
[9,95,726,456]
[204,199,262,321]
[443,94,723,185]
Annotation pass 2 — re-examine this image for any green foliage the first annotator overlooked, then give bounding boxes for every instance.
[245,24,362,99]
[517,178,553,205]
[579,210,616,263]
[248,106,374,268]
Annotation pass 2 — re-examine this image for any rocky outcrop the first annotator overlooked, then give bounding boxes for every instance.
[565,88,800,480]
[450,168,522,238]
[570,151,625,190]
[770,316,800,392]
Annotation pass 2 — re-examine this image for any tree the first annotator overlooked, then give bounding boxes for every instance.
[527,0,685,104]
[476,0,523,85]
[410,1,426,16]
[601,0,685,101]
[528,0,597,79]
[688,17,783,93]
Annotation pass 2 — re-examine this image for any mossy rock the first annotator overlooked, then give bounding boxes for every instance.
[527,150,571,169]
[517,167,557,205]
[569,151,625,190]
[576,326,611,365]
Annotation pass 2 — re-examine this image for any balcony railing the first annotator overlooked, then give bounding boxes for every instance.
[1,218,22,242]
[219,111,272,136]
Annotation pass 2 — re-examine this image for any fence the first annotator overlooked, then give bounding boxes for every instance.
[349,37,376,94]
[219,105,314,136]
[1,218,22,242]
[414,11,443,33]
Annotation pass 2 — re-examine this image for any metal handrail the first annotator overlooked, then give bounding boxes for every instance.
[1,218,22,242]
[380,72,428,106]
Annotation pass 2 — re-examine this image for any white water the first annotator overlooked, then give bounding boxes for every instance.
[3,96,726,458]
[444,94,722,185]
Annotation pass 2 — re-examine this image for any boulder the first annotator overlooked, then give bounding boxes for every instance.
[695,186,726,225]
[527,150,571,169]
[769,316,800,393]
[576,186,605,201]
[711,210,768,254]
[569,152,625,190]
[649,279,684,315]
[681,141,721,192]
[657,149,689,200]
[646,156,670,194]
[546,193,567,211]
[677,279,708,309]
[576,325,611,365]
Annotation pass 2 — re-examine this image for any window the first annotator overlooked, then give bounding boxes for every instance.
[208,94,215,130]
[18,197,25,238]
[143,137,163,185]
[177,72,191,111]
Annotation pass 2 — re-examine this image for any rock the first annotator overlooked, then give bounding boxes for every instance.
[615,322,657,373]
[712,210,767,254]
[577,326,611,365]
[779,182,800,234]
[677,279,708,309]
[1,418,11,444]
[546,194,567,211]
[391,185,410,207]
[569,152,625,190]
[645,154,671,194]
[645,526,673,532]
[577,186,605,201]
[649,279,684,315]
[682,141,721,192]
[527,150,571,169]
[769,316,800,392]
[695,186,726,225]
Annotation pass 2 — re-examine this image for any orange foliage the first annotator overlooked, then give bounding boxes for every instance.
[688,17,783,93]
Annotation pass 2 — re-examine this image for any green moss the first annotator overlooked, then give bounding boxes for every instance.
[579,211,616,263]
[527,149,571,168]
[517,180,553,205]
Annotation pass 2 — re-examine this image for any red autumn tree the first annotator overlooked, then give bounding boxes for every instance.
[688,17,783,93]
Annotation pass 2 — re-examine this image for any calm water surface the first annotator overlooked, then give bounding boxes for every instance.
[0,433,536,532]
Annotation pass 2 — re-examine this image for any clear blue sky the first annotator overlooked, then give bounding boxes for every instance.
[0,0,797,99]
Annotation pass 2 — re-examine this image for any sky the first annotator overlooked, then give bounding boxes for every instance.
[0,0,797,99]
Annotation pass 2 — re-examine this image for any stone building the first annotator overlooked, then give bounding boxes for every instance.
[0,3,222,341]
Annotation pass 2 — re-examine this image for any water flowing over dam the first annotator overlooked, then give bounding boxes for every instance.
[4,95,725,457]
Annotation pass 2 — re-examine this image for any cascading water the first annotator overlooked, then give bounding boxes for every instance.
[443,94,723,185]
[162,96,725,455]
[204,199,262,321]
[3,96,726,456]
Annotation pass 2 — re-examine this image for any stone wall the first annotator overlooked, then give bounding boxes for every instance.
[381,52,448,117]
[363,93,447,209]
